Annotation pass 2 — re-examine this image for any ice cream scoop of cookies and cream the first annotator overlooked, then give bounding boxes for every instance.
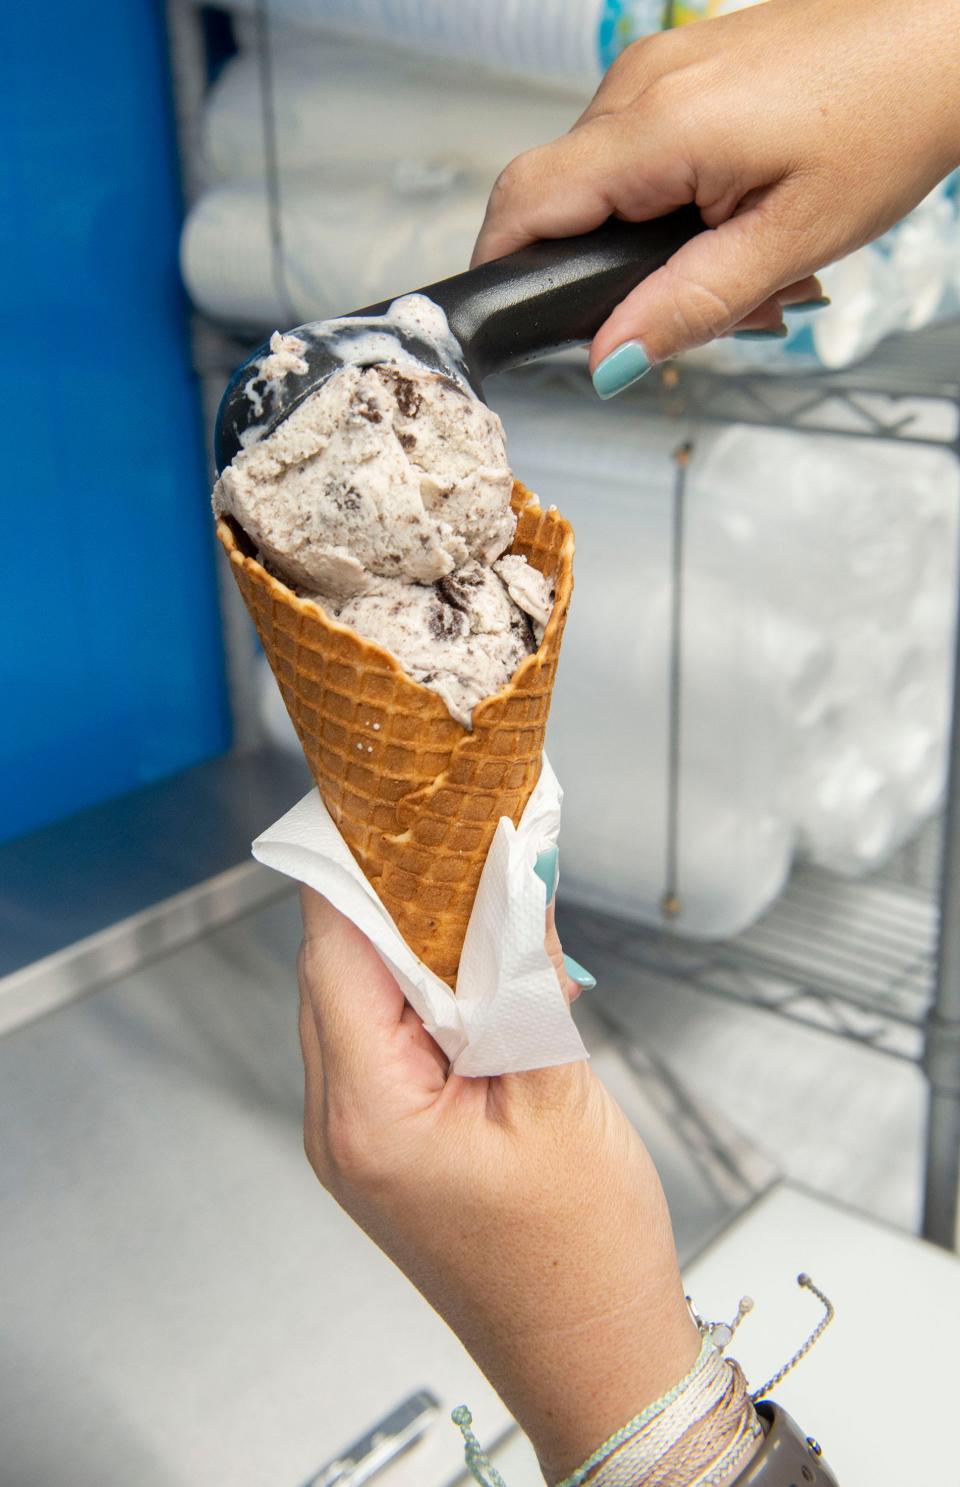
[214,328,554,726]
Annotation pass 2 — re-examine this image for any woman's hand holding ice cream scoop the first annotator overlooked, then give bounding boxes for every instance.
[297,884,699,1484]
[472,0,960,394]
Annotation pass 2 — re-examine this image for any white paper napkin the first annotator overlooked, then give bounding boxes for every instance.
[252,756,588,1076]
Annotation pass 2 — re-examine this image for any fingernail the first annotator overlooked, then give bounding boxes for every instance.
[534,845,559,907]
[563,953,597,991]
[785,296,832,313]
[733,326,789,341]
[592,341,652,399]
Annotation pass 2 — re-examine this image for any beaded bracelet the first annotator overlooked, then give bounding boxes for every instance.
[452,1273,834,1487]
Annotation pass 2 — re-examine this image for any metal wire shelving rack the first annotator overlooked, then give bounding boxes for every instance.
[529,329,960,1248]
[656,333,960,1251]
[164,0,960,1249]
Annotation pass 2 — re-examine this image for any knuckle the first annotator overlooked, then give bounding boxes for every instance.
[633,63,700,126]
[668,272,738,342]
[302,1125,333,1189]
[297,937,321,998]
[488,163,518,206]
[609,29,691,88]
[489,147,539,206]
[323,1109,392,1192]
[604,32,662,84]
[296,989,314,1048]
[647,25,704,72]
[302,1113,388,1198]
[599,41,640,91]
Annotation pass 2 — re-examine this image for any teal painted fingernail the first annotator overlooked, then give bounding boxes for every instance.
[592,340,651,399]
[733,326,789,341]
[534,845,559,906]
[785,296,832,313]
[563,954,597,991]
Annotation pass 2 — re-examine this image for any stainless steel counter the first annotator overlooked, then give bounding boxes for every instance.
[0,746,309,981]
[0,890,517,1487]
[0,748,308,1037]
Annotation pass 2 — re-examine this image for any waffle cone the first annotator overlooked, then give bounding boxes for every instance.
[216,482,574,985]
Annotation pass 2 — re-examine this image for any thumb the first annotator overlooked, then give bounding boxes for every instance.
[298,888,407,1069]
[590,185,822,391]
[298,889,451,1106]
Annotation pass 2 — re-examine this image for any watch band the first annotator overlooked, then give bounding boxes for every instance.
[735,1402,839,1486]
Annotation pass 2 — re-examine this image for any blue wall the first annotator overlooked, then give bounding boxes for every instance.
[3,4,231,843]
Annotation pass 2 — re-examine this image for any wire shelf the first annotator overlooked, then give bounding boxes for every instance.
[196,303,960,448]
[562,839,940,1063]
[497,320,960,450]
[873,815,944,896]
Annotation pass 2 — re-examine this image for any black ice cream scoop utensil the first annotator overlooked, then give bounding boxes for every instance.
[215,206,704,471]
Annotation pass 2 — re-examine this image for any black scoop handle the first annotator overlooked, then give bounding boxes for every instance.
[419,204,704,382]
[216,206,705,468]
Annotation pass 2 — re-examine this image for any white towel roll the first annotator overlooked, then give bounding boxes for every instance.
[214,0,666,86]
[494,396,796,936]
[498,397,958,905]
[180,175,488,326]
[689,425,949,624]
[797,739,898,876]
[201,37,588,186]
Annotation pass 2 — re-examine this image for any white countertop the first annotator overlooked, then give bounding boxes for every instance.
[481,1183,960,1487]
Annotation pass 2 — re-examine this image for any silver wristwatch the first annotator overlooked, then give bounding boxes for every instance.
[735,1402,840,1485]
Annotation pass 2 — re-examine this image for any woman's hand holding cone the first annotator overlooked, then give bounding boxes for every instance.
[297,881,698,1484]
